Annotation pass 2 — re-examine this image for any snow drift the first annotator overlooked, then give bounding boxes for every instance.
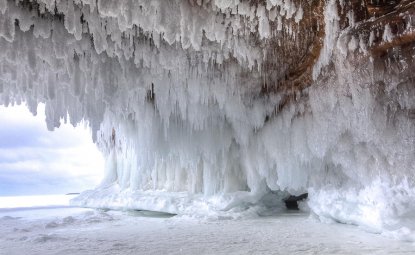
[0,0,414,240]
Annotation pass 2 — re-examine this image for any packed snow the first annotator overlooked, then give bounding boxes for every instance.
[0,0,414,244]
[1,197,415,255]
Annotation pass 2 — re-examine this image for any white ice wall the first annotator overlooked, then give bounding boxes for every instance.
[0,0,415,240]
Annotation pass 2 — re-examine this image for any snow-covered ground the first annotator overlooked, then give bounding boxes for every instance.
[1,196,414,255]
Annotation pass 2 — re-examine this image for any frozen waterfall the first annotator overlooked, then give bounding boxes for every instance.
[0,0,415,240]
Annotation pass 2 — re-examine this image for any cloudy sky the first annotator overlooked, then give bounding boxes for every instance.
[0,104,104,196]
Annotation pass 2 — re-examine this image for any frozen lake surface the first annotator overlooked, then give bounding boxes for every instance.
[0,195,414,255]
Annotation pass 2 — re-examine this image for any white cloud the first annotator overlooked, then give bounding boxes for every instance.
[0,103,104,195]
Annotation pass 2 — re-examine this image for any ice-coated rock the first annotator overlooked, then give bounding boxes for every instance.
[0,0,414,240]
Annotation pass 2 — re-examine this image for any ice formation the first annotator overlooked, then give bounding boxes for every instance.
[0,0,415,240]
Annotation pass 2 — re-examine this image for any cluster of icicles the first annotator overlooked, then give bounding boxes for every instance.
[0,0,415,241]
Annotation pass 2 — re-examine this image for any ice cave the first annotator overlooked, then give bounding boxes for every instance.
[0,0,415,241]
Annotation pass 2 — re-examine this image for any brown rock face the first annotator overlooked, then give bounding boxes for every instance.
[260,0,415,110]
[260,1,325,95]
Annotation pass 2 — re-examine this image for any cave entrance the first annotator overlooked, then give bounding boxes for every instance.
[284,193,308,210]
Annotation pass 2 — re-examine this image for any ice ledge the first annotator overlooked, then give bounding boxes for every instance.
[71,184,290,219]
